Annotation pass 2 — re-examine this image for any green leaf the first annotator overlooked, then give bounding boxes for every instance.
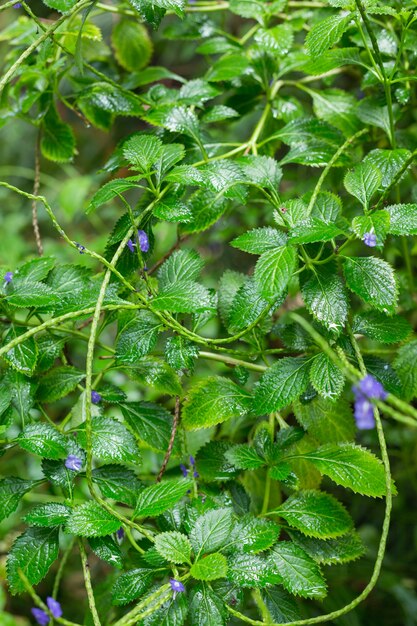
[23,503,71,527]
[127,356,182,396]
[227,278,271,333]
[352,210,390,248]
[41,106,75,162]
[364,149,411,189]
[42,0,77,11]
[123,134,163,173]
[261,588,301,623]
[112,20,152,72]
[301,263,348,333]
[89,536,123,569]
[299,443,387,497]
[165,336,199,373]
[191,553,228,581]
[37,366,85,402]
[78,83,143,119]
[269,541,327,598]
[294,397,355,443]
[134,479,191,517]
[342,256,398,313]
[386,203,417,235]
[190,509,233,555]
[227,553,282,588]
[0,477,36,522]
[309,88,359,135]
[275,490,352,539]
[77,416,140,464]
[344,162,382,208]
[289,530,365,565]
[155,532,192,564]
[288,218,342,244]
[393,340,417,401]
[3,327,38,375]
[158,249,204,289]
[356,97,392,137]
[66,501,120,537]
[92,464,142,507]
[7,527,59,594]
[306,13,353,57]
[143,588,188,626]
[189,584,228,626]
[352,311,411,344]
[254,246,297,298]
[255,24,294,55]
[253,358,311,415]
[238,155,283,193]
[231,227,286,255]
[112,568,154,606]
[182,377,252,431]
[121,402,180,455]
[116,312,163,364]
[6,281,58,308]
[309,354,345,401]
[152,280,214,313]
[206,54,250,82]
[231,516,280,554]
[225,445,265,470]
[87,179,141,214]
[311,191,342,223]
[18,423,68,459]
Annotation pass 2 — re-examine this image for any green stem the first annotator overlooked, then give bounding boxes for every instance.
[198,351,267,372]
[307,128,368,215]
[78,540,101,626]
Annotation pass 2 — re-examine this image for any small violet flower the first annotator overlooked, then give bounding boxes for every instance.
[75,242,85,254]
[116,527,125,541]
[4,271,13,284]
[179,464,188,477]
[137,230,149,253]
[126,239,136,253]
[352,374,386,430]
[31,608,49,626]
[46,597,62,619]
[170,579,185,593]
[354,396,375,430]
[65,454,83,472]
[13,2,22,7]
[91,390,102,404]
[356,374,387,400]
[193,470,199,478]
[363,232,377,247]
[189,455,195,467]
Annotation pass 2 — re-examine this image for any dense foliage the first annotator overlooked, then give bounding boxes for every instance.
[1,0,417,624]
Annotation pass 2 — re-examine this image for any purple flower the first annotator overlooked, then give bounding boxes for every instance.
[137,230,149,252]
[65,454,82,472]
[4,271,13,284]
[13,2,22,7]
[46,598,62,619]
[91,390,102,404]
[363,232,377,247]
[189,455,195,467]
[116,527,125,541]
[356,374,387,400]
[179,464,188,477]
[193,470,199,478]
[75,242,85,254]
[31,609,49,626]
[126,239,136,253]
[354,396,375,430]
[170,579,185,593]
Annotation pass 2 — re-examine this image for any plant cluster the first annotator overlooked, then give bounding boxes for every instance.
[0,0,417,625]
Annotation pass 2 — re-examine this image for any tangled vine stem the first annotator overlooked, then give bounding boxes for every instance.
[157,395,181,482]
